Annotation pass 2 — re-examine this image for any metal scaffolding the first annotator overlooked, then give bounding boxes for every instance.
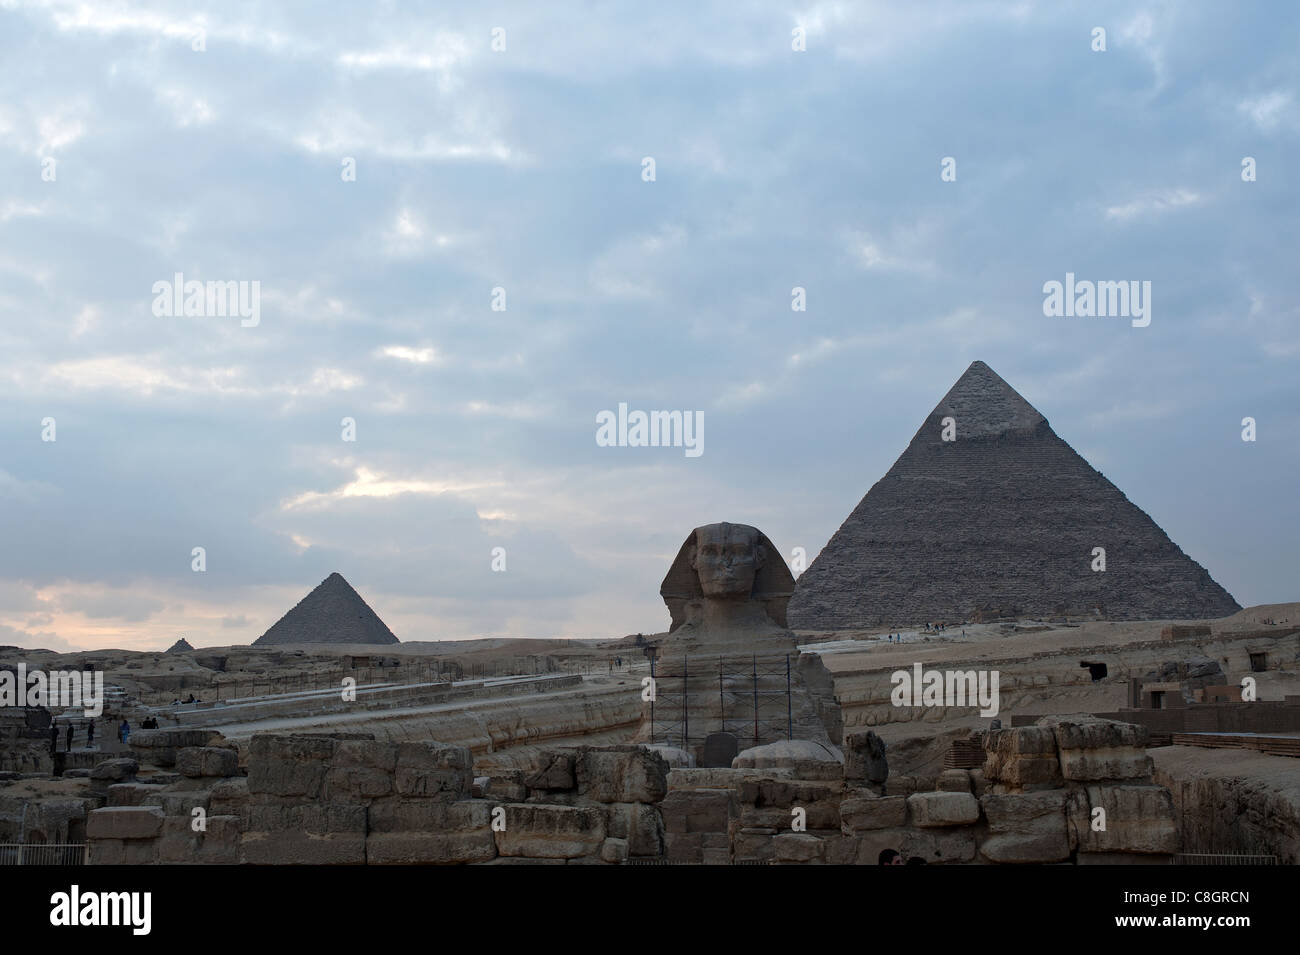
[648,653,794,749]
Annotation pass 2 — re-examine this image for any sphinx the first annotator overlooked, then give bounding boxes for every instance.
[658,522,795,640]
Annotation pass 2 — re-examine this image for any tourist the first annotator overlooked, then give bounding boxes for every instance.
[65,723,73,751]
[49,725,58,755]
[878,848,903,865]
[87,719,95,747]
[119,719,131,744]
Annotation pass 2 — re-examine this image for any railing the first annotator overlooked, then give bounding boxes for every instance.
[1172,852,1278,865]
[0,844,87,866]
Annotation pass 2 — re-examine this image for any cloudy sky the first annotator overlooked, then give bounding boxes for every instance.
[1,1,1296,651]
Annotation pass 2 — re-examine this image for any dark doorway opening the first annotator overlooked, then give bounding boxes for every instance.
[1249,652,1268,673]
[1079,661,1108,681]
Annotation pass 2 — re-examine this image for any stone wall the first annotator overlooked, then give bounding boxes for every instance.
[82,718,1177,864]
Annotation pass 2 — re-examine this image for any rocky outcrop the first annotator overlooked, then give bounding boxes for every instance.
[1153,745,1300,864]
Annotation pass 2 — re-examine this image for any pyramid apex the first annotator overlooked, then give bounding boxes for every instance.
[930,361,1045,439]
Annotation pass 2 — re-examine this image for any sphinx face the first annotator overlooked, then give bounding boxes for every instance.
[692,523,763,597]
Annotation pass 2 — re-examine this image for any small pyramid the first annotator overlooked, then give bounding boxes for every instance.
[253,572,400,646]
[166,637,194,653]
[788,361,1240,628]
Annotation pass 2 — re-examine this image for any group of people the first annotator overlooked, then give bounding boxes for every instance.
[878,849,927,865]
[169,694,198,705]
[48,719,96,754]
[47,717,161,754]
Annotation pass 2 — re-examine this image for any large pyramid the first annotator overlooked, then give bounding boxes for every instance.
[253,572,400,646]
[788,361,1239,629]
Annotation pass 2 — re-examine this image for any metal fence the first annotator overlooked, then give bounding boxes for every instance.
[1172,852,1278,865]
[0,844,86,866]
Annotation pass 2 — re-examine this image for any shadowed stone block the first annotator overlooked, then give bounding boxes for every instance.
[907,791,980,827]
[494,804,606,859]
[840,794,908,832]
[87,806,164,840]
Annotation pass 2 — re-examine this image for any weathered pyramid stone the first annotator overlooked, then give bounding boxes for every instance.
[788,361,1239,629]
[165,638,194,653]
[253,572,399,646]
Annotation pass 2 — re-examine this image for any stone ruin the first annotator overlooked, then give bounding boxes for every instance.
[73,712,1178,864]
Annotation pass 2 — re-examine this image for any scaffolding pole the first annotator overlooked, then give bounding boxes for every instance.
[786,654,792,740]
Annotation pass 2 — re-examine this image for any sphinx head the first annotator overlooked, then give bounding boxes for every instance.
[660,522,795,633]
[690,522,765,597]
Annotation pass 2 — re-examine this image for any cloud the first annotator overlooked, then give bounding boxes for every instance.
[1238,90,1294,133]
[1105,189,1202,222]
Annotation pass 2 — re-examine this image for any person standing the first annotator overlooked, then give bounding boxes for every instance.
[87,719,95,747]
[65,722,73,751]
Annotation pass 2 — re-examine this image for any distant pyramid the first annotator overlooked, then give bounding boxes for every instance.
[788,361,1240,628]
[166,637,194,653]
[253,572,400,646]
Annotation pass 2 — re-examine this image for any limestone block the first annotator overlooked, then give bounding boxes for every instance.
[937,769,972,793]
[523,751,576,792]
[130,728,213,767]
[1043,715,1149,751]
[1058,749,1154,783]
[240,830,366,865]
[88,839,159,865]
[576,746,669,804]
[176,747,239,779]
[333,739,398,771]
[645,745,695,768]
[734,828,776,863]
[87,806,164,840]
[246,735,337,797]
[907,791,981,827]
[980,831,1070,864]
[667,767,781,791]
[367,798,491,833]
[493,804,606,859]
[659,788,738,834]
[982,726,1063,789]
[884,775,918,796]
[107,782,161,807]
[486,770,527,802]
[843,731,888,784]
[665,831,703,863]
[144,789,211,817]
[195,816,241,864]
[393,742,473,800]
[158,816,200,863]
[367,830,497,865]
[1042,716,1154,783]
[980,791,1070,864]
[89,758,138,782]
[209,777,249,816]
[600,838,629,864]
[1072,784,1178,854]
[840,794,908,832]
[245,794,365,835]
[772,832,825,864]
[604,802,663,857]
